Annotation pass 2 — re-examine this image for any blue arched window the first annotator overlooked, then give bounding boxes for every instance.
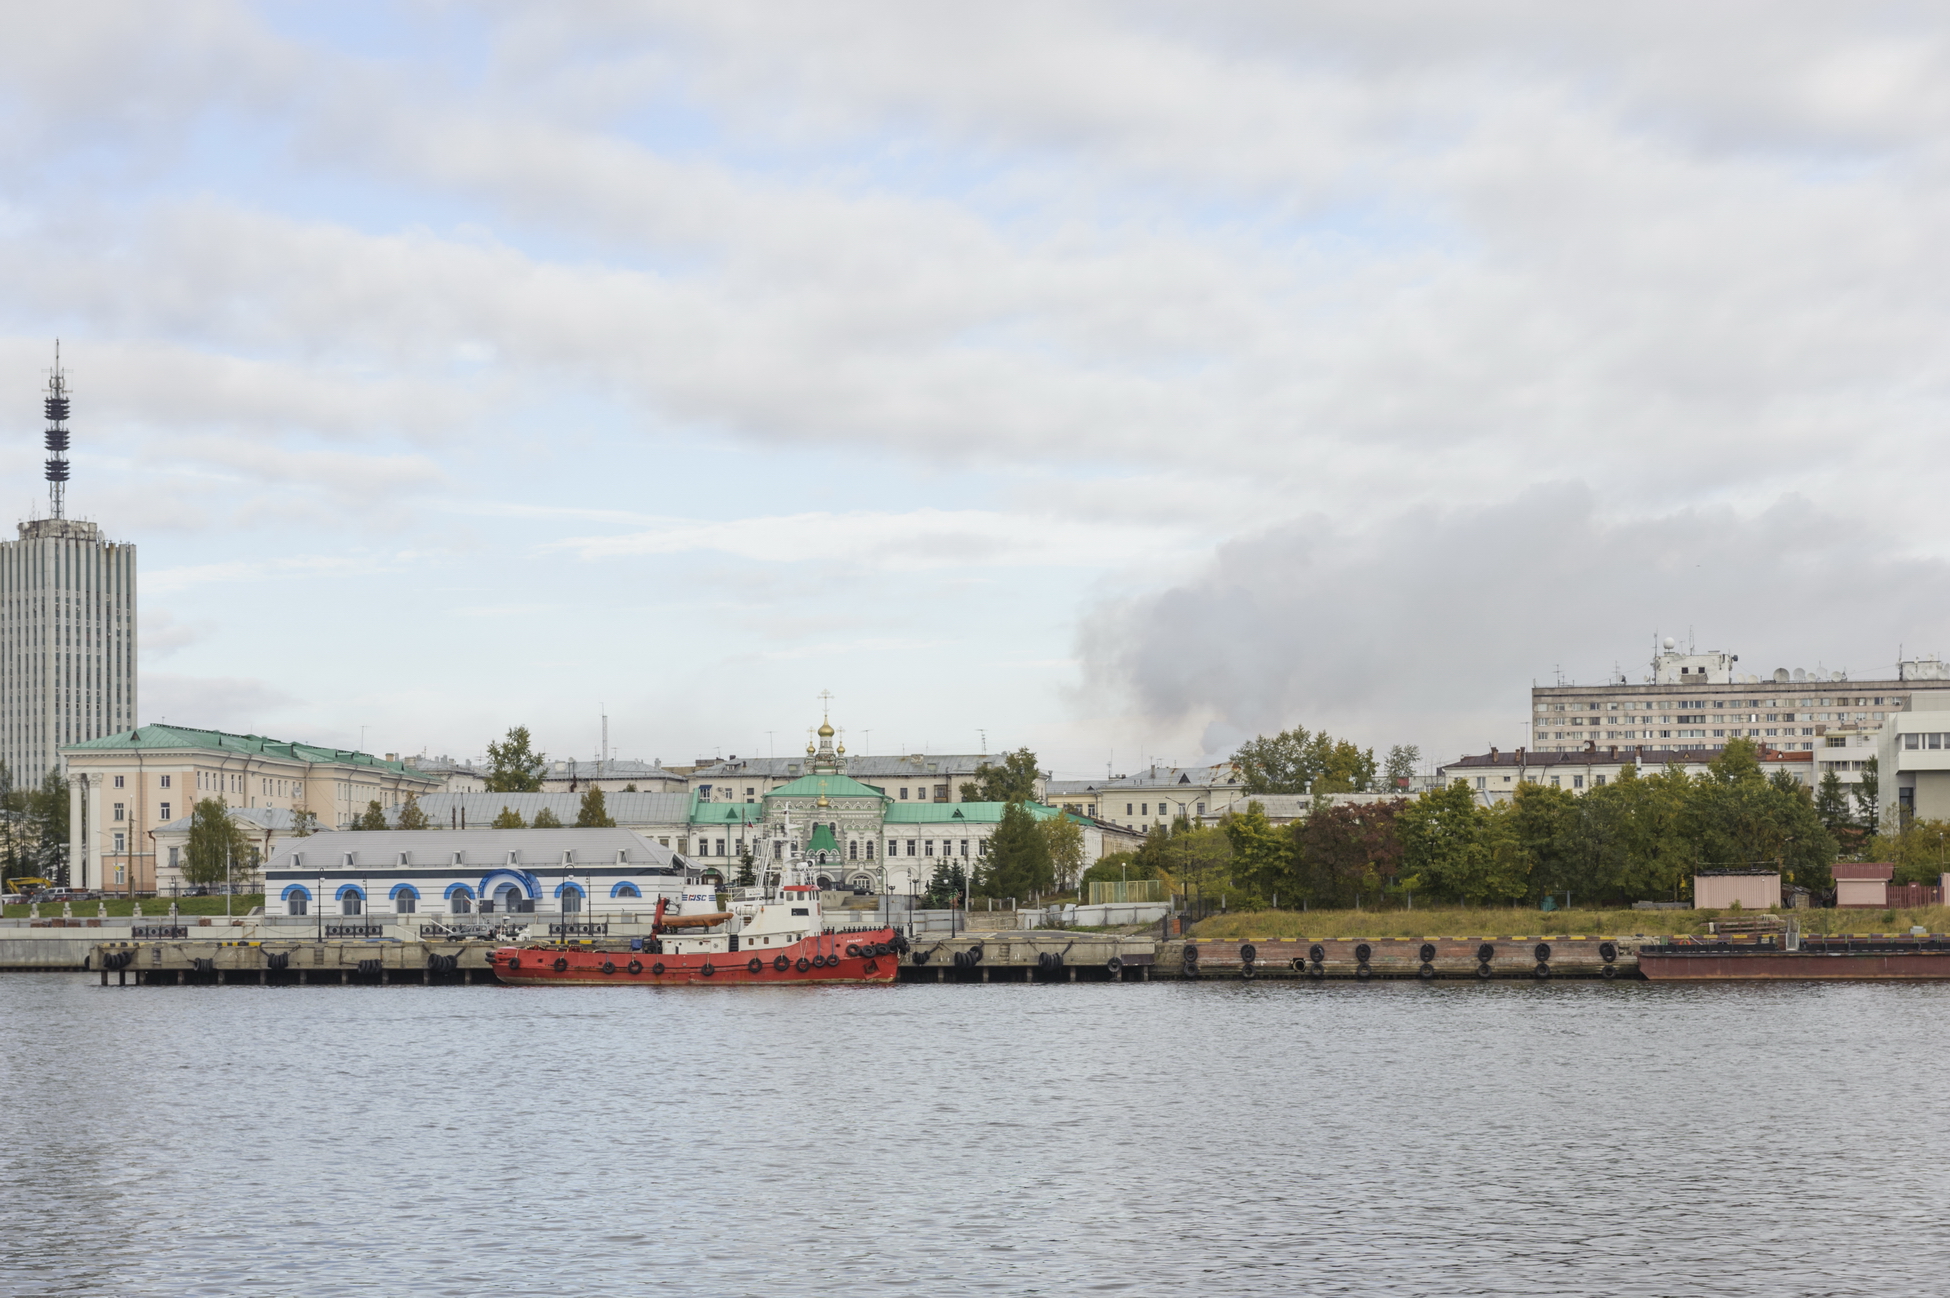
[336,884,365,916]
[610,882,641,899]
[389,883,420,915]
[445,883,475,915]
[282,884,311,917]
[555,882,584,913]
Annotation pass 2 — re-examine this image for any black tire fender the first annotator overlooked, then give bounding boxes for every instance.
[651,962,665,975]
[845,944,861,958]
[701,963,716,977]
[627,960,642,975]
[1475,963,1492,980]
[1107,955,1123,972]
[1418,963,1435,980]
[600,960,615,975]
[773,954,791,972]
[1534,942,1553,963]
[552,957,568,973]
[1601,963,1619,980]
[748,957,763,974]
[1477,943,1496,963]
[1599,942,1618,963]
[1419,943,1437,962]
[1534,962,1551,980]
[1308,943,1325,963]
[1181,944,1199,965]
[1239,943,1257,963]
[796,957,811,973]
[1353,943,1372,964]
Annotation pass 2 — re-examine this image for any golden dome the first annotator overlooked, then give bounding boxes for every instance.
[816,793,830,807]
[818,721,835,739]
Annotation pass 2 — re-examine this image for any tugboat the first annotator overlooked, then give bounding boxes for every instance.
[493,884,904,986]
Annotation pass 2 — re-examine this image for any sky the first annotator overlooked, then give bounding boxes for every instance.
[5,1,1950,778]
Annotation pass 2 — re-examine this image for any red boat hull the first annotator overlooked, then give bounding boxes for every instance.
[492,928,900,986]
[1639,951,1950,980]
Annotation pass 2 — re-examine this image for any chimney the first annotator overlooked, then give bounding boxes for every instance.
[1515,747,1525,763]
[1490,746,1499,761]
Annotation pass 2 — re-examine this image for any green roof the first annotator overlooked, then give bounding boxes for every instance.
[765,772,890,801]
[808,823,840,854]
[690,796,765,826]
[63,725,419,775]
[885,800,1067,824]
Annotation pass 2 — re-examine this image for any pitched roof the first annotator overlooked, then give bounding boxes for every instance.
[808,823,840,853]
[765,772,889,800]
[265,827,677,872]
[65,724,423,776]
[885,801,1067,824]
[415,791,693,825]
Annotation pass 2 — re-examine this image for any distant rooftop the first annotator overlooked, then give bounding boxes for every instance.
[66,724,424,775]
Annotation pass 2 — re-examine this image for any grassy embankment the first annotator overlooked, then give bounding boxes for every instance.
[1186,905,1950,941]
[3,895,265,920]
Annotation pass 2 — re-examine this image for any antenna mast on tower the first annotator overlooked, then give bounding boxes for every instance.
[43,341,71,519]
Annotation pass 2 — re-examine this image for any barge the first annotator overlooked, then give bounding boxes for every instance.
[1637,933,1950,980]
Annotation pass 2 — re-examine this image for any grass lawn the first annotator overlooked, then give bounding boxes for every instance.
[1185,904,1950,941]
[3,894,265,920]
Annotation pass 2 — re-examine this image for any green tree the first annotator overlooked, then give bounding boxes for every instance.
[395,795,430,830]
[531,806,563,828]
[1867,817,1950,885]
[288,804,319,837]
[485,726,546,793]
[22,767,70,886]
[182,798,250,887]
[576,786,616,827]
[1383,744,1421,789]
[352,800,387,831]
[1220,800,1294,901]
[491,805,526,829]
[1397,782,1528,904]
[1858,757,1881,834]
[1039,815,1085,892]
[958,748,1041,802]
[981,802,1054,901]
[736,844,756,887]
[1232,726,1377,794]
[922,857,967,908]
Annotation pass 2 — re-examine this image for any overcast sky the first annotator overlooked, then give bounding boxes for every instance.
[4,2,1950,777]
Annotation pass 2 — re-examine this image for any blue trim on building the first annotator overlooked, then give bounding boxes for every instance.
[389,883,421,901]
[476,868,541,901]
[609,881,641,898]
[444,882,475,901]
[335,883,365,901]
[281,884,311,903]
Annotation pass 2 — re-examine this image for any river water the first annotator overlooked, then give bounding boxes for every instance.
[2,973,1946,1296]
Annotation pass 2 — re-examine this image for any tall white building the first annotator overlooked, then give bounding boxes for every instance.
[1,348,137,803]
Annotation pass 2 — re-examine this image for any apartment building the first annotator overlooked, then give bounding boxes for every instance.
[1530,640,1924,756]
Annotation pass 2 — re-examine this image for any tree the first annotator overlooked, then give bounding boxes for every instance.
[182,798,250,887]
[1232,726,1376,794]
[1222,800,1294,901]
[1397,782,1528,904]
[922,858,967,908]
[20,768,70,886]
[491,805,526,829]
[531,806,563,828]
[736,843,756,887]
[1290,799,1407,908]
[1815,769,1864,859]
[1857,757,1881,835]
[959,748,1041,803]
[1867,817,1950,885]
[981,802,1054,900]
[288,804,319,837]
[352,800,387,831]
[395,796,430,830]
[485,726,546,793]
[1039,815,1085,892]
[1383,745,1421,790]
[576,786,616,828]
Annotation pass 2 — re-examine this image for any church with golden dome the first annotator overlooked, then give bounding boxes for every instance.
[677,708,1088,893]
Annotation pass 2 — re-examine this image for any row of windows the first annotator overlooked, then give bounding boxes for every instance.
[1541,696,1899,712]
[1124,802,1206,817]
[1901,733,1950,750]
[1545,728,1821,742]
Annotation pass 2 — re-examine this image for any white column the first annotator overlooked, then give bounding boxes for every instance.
[85,772,103,893]
[67,775,82,889]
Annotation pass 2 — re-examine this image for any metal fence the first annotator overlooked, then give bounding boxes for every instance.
[1087,880,1164,905]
